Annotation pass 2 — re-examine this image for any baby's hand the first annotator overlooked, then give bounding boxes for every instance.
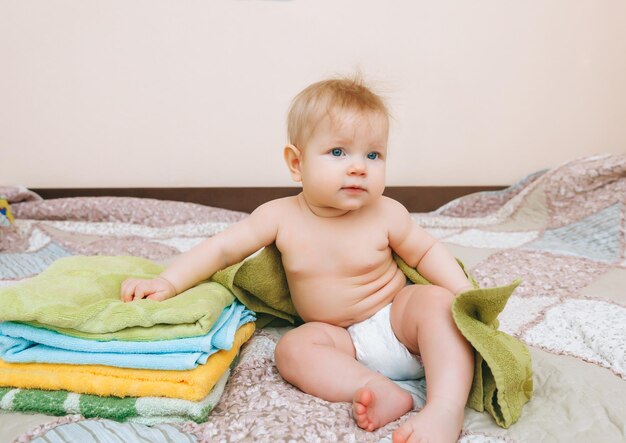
[120,276,177,302]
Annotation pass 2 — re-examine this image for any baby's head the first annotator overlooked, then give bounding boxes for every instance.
[285,77,390,215]
[287,76,389,150]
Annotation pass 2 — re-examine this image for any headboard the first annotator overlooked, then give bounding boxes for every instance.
[32,186,504,214]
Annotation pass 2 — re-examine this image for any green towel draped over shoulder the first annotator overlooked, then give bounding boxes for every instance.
[212,243,532,428]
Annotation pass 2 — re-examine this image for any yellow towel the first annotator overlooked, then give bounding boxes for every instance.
[0,322,255,402]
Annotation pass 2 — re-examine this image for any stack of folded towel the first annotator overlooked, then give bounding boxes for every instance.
[0,256,256,424]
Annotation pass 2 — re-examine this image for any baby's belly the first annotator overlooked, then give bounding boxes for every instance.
[288,267,407,327]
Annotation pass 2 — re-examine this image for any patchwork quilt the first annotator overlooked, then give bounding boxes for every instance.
[1,153,624,442]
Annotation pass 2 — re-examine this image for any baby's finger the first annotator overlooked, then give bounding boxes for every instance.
[120,279,138,302]
[132,285,150,301]
[120,278,134,290]
[146,291,168,302]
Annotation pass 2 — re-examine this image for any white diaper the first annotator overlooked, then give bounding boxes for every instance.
[348,304,426,408]
[348,304,425,381]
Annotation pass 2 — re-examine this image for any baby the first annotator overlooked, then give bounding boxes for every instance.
[121,77,474,443]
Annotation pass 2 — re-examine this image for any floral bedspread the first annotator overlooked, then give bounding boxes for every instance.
[1,153,624,443]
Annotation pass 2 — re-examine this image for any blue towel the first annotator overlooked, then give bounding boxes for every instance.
[0,301,255,370]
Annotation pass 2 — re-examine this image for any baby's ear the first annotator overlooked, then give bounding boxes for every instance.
[284,144,303,182]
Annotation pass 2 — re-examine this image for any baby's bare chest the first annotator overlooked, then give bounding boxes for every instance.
[276,219,391,277]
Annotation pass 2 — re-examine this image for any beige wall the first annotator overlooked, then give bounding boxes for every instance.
[2,0,625,188]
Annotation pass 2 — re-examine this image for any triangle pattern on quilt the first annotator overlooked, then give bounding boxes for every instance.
[0,242,72,279]
[525,203,622,263]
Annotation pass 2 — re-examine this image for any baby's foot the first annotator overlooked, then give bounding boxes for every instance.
[392,402,464,443]
[352,378,413,432]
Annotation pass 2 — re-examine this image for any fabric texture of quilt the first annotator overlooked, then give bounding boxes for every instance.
[1,153,625,443]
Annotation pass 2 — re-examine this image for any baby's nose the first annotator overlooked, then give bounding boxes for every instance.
[348,159,366,175]
[348,158,366,175]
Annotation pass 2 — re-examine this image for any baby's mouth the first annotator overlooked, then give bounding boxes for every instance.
[341,186,367,193]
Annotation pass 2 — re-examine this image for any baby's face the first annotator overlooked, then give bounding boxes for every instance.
[297,109,389,213]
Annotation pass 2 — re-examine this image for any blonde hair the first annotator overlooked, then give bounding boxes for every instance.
[287,76,389,147]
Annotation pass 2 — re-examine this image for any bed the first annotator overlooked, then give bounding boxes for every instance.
[1,153,624,443]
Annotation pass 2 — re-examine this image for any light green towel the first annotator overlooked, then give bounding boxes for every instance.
[215,244,532,428]
[0,256,234,341]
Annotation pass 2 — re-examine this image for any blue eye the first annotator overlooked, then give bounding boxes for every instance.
[367,152,379,160]
[331,148,344,157]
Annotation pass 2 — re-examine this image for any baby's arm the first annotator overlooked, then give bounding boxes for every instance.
[120,201,280,302]
[386,198,473,295]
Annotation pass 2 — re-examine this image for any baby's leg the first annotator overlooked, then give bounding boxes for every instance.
[275,322,413,430]
[390,285,474,443]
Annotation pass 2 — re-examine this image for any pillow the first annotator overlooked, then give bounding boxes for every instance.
[0,198,14,226]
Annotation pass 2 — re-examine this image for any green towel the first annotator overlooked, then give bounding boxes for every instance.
[0,256,234,341]
[396,254,532,426]
[0,367,231,424]
[451,281,532,428]
[215,243,532,428]
[211,244,298,327]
